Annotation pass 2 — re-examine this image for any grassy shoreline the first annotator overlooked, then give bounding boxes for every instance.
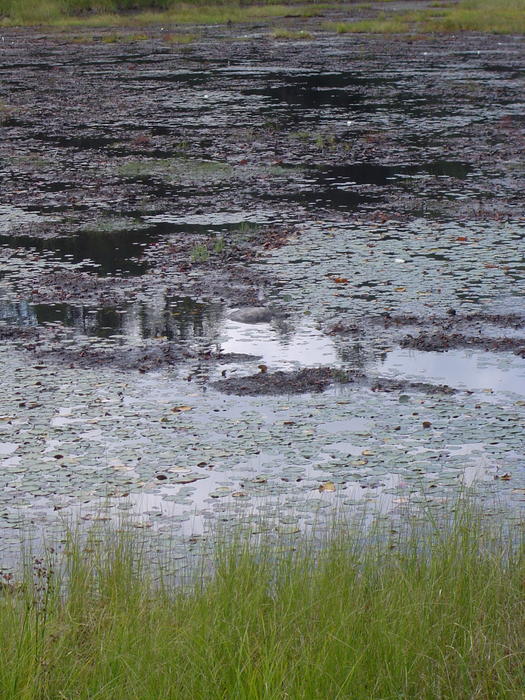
[1,0,524,33]
[0,0,333,28]
[1,507,523,698]
[331,0,525,35]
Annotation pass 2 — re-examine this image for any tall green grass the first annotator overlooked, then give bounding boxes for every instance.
[0,507,523,698]
[0,0,329,26]
[331,0,525,34]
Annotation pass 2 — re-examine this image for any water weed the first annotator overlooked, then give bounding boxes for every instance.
[272,28,314,39]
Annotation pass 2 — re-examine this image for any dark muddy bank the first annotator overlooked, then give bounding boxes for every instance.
[212,366,457,395]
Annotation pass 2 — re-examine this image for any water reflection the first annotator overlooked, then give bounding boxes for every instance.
[269,160,472,211]
[0,295,223,342]
[0,227,152,276]
[243,71,386,110]
[219,318,339,370]
[0,220,269,277]
[374,348,525,396]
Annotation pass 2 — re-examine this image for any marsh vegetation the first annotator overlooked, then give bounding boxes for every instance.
[1,507,524,699]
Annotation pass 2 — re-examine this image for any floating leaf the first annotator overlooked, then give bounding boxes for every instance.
[319,481,336,492]
[171,406,193,413]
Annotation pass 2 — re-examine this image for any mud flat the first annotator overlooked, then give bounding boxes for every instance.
[0,21,524,566]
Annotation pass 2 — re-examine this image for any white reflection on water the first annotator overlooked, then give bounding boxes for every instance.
[374,348,525,396]
[219,319,339,370]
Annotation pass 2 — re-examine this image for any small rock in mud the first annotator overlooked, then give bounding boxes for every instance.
[229,307,274,324]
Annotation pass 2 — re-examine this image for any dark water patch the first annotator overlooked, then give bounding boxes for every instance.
[118,147,185,159]
[265,160,471,212]
[482,64,525,76]
[123,174,229,200]
[0,227,153,276]
[1,117,31,128]
[1,209,242,276]
[121,70,210,86]
[31,180,77,193]
[242,71,387,110]
[0,295,220,342]
[317,161,473,187]
[268,187,377,212]
[31,131,121,150]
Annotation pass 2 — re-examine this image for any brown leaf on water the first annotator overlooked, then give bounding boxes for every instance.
[395,287,406,292]
[171,405,193,413]
[495,472,512,480]
[319,481,336,492]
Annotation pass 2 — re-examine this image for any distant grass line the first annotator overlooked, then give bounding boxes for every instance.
[0,0,330,26]
[330,0,525,34]
[0,507,524,698]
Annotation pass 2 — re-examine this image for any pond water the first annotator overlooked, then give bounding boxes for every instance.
[0,29,523,569]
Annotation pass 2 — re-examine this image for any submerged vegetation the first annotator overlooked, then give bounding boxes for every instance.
[0,507,524,698]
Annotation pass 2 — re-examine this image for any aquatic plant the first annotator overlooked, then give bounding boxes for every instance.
[271,28,314,39]
[190,242,210,262]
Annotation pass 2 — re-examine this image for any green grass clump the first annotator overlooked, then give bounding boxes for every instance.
[0,508,523,698]
[0,100,14,124]
[329,0,525,34]
[118,157,234,183]
[421,0,525,33]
